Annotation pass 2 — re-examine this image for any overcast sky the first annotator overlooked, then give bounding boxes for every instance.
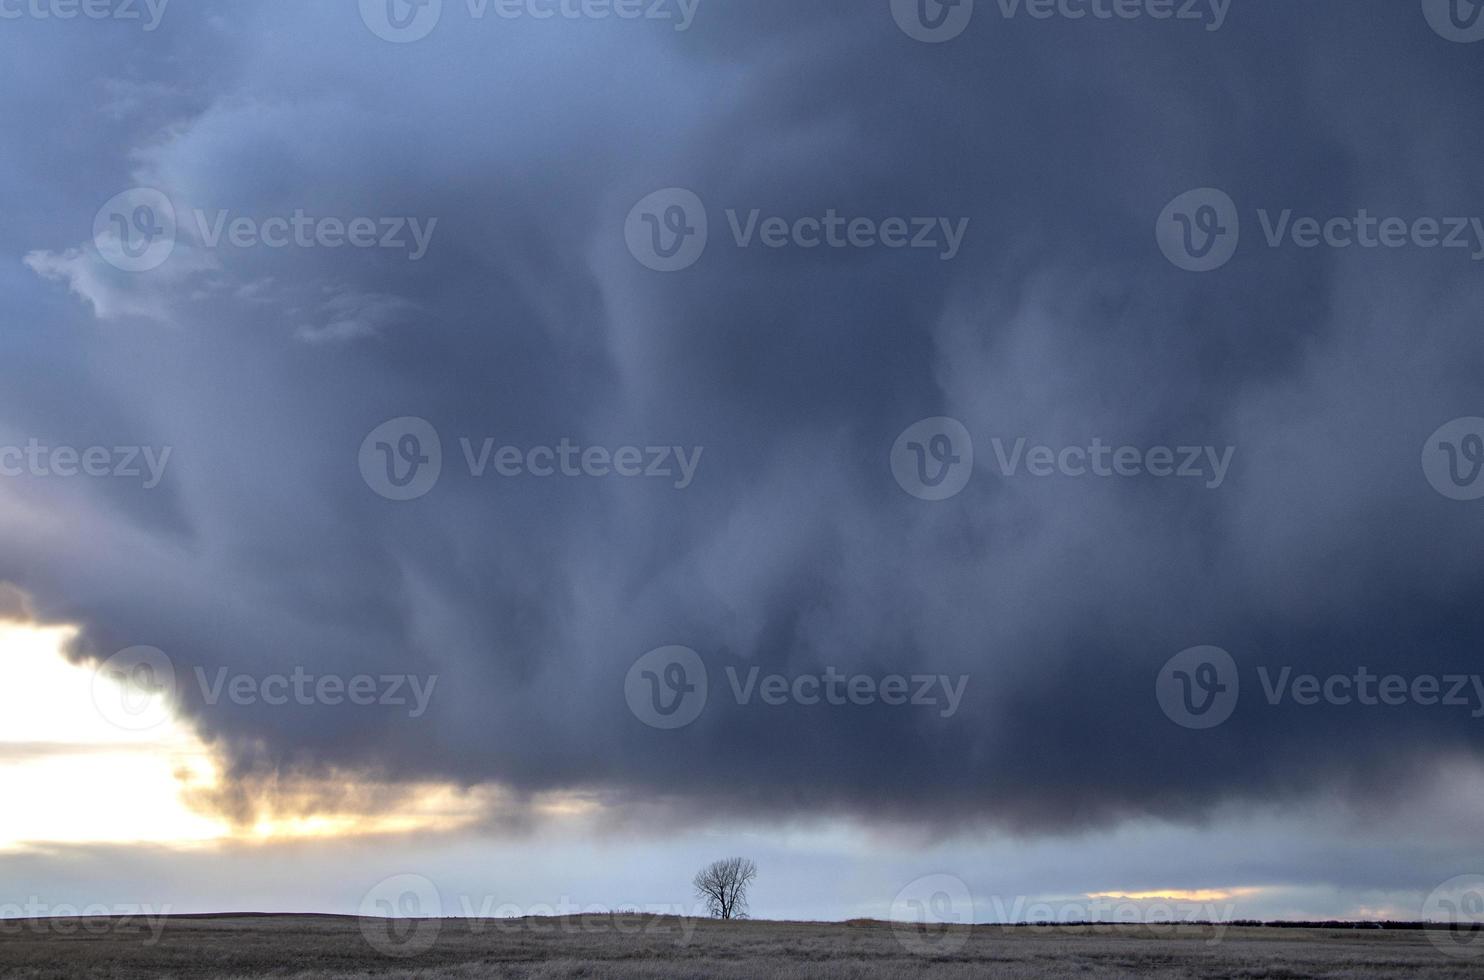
[2,0,1484,930]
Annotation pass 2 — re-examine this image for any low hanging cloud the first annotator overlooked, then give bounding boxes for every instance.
[4,0,1484,838]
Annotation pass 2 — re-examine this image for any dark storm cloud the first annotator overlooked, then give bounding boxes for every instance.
[4,0,1484,832]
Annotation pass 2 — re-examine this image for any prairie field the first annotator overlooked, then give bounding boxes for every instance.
[0,915,1479,979]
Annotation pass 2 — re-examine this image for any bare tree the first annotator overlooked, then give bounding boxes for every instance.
[693,857,758,920]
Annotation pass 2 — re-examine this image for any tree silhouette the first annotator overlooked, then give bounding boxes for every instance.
[693,857,758,920]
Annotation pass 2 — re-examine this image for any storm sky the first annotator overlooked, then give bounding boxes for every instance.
[2,0,1484,924]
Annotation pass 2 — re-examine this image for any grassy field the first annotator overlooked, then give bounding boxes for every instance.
[0,915,1479,978]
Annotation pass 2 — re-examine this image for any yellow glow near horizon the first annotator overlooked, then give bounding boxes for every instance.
[1088,888,1262,903]
[0,621,494,850]
[0,621,227,848]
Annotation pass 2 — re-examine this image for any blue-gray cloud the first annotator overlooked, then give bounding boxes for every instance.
[3,0,1483,846]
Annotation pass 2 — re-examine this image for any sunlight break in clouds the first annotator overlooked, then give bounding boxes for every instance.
[0,621,223,849]
[1088,889,1263,904]
[0,619,493,850]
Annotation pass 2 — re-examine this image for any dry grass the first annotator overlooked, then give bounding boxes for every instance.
[0,915,1479,978]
